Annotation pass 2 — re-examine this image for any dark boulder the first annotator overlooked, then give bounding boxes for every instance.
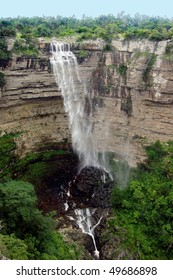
[70,166,113,208]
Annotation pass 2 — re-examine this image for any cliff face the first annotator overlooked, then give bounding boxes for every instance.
[91,39,173,165]
[0,43,100,156]
[0,39,173,164]
[0,61,69,155]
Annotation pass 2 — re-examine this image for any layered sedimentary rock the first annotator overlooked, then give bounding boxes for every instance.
[91,39,173,165]
[0,43,100,156]
[0,39,173,164]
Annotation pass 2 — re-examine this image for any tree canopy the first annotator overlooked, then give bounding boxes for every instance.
[0,14,173,42]
[0,180,79,259]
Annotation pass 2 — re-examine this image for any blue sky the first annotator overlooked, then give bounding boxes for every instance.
[1,0,173,19]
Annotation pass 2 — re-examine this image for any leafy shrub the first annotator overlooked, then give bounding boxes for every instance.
[0,234,28,259]
[75,50,90,63]
[103,43,113,52]
[145,140,167,162]
[117,64,127,77]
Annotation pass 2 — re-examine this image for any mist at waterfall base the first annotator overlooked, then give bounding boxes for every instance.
[50,40,113,259]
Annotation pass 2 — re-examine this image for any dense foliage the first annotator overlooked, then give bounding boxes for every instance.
[0,132,18,180]
[13,37,39,57]
[109,140,173,259]
[1,14,173,43]
[0,37,11,59]
[0,180,79,259]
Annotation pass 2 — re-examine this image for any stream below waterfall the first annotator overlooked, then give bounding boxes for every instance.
[74,208,103,259]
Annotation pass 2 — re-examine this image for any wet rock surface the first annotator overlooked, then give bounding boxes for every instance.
[32,153,79,212]
[36,164,114,259]
[56,166,113,259]
[38,165,113,214]
[70,166,113,208]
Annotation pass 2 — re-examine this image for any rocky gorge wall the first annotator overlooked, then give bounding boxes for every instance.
[0,42,100,156]
[91,39,173,166]
[0,39,173,165]
[0,54,69,156]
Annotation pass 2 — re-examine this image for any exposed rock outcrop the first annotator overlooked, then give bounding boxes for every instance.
[70,166,112,208]
[91,39,173,166]
[0,57,70,156]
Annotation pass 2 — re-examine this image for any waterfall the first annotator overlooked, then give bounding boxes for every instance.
[50,40,98,169]
[50,41,112,258]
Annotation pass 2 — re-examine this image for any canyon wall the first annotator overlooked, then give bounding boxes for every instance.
[91,39,173,165]
[0,43,100,156]
[0,60,69,156]
[0,39,173,164]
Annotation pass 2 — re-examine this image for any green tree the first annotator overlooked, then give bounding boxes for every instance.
[0,234,28,259]
[0,133,17,181]
[0,180,79,259]
[33,24,52,37]
[0,181,38,234]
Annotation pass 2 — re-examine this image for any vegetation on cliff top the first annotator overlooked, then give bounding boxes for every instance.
[1,14,173,43]
[1,14,173,66]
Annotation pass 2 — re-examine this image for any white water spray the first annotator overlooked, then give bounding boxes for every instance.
[50,40,98,168]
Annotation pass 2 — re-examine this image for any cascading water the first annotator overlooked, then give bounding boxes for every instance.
[74,208,103,259]
[50,40,112,258]
[50,40,98,169]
